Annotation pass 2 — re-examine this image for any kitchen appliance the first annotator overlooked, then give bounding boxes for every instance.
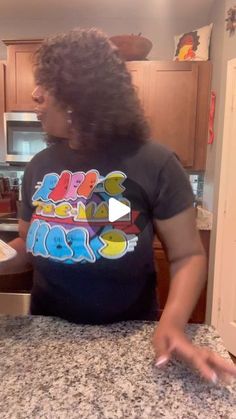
[4,112,46,163]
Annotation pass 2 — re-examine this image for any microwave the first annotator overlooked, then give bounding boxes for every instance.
[4,112,47,163]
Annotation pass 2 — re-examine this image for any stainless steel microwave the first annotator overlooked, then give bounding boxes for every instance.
[4,112,47,163]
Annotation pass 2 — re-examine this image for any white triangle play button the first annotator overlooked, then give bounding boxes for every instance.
[108,198,130,222]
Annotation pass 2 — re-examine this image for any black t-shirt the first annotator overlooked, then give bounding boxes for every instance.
[21,139,194,324]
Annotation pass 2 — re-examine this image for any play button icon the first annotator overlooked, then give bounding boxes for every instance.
[108,198,131,222]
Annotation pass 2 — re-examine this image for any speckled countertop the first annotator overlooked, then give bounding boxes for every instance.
[0,317,235,419]
[196,206,213,230]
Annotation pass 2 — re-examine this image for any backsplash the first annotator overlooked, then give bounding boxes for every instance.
[0,167,24,214]
[189,173,204,206]
[0,167,24,188]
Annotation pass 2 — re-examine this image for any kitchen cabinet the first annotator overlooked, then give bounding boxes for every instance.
[0,269,33,293]
[0,61,6,162]
[3,40,42,111]
[126,61,147,108]
[126,61,212,170]
[154,230,210,323]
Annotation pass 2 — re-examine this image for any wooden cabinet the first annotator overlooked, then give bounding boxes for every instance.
[126,61,212,170]
[0,269,33,293]
[0,61,6,162]
[126,61,147,109]
[3,40,42,111]
[154,230,210,323]
[147,61,198,168]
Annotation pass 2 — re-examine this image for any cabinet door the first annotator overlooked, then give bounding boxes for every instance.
[154,230,209,323]
[126,61,148,111]
[0,62,6,162]
[154,246,207,323]
[146,62,198,167]
[5,43,41,111]
[154,247,170,320]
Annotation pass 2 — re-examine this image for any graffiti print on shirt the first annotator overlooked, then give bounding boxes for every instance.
[27,169,140,263]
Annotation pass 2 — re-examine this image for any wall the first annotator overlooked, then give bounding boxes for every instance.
[203,0,226,212]
[0,15,211,61]
[203,0,236,211]
[204,0,236,322]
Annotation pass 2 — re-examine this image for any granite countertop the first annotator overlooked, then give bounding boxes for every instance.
[0,317,235,419]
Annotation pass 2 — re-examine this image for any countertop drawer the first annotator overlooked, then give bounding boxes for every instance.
[0,292,30,315]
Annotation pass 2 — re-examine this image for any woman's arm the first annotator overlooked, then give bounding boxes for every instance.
[155,207,206,328]
[153,207,236,384]
[0,219,31,274]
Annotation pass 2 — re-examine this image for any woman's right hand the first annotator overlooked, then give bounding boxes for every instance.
[153,323,236,385]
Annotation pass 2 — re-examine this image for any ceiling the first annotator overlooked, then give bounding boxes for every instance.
[0,0,217,21]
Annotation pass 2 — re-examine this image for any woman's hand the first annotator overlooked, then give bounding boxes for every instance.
[153,323,236,385]
[153,209,236,385]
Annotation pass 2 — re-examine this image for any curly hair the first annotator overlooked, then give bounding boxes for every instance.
[34,28,149,152]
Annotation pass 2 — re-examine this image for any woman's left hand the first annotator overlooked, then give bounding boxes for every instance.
[153,323,236,385]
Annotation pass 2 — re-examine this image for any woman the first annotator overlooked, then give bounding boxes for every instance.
[3,28,236,384]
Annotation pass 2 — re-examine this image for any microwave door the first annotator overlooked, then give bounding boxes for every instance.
[4,113,46,163]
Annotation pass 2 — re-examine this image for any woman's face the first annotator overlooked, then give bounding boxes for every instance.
[32,85,70,138]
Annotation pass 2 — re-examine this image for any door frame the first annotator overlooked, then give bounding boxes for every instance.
[211,58,236,329]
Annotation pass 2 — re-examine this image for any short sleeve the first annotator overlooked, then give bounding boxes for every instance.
[20,164,34,222]
[152,153,194,220]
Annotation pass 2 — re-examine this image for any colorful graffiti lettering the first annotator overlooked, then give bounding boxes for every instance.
[27,220,137,262]
[28,169,139,264]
